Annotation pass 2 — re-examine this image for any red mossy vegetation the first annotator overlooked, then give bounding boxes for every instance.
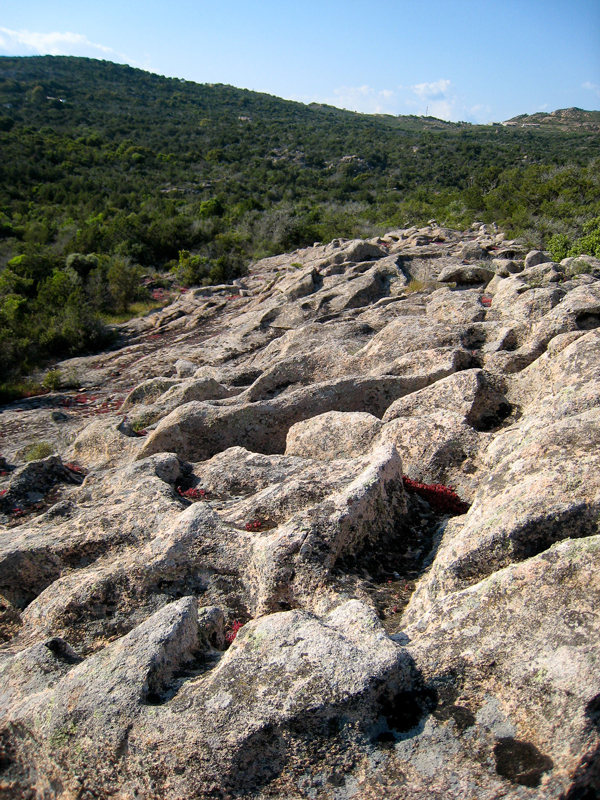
[225,620,243,644]
[402,476,469,515]
[177,486,206,500]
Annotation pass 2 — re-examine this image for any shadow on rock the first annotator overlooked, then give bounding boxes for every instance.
[561,694,600,800]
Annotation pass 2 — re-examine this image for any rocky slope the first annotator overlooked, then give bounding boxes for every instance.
[503,107,600,131]
[1,222,599,799]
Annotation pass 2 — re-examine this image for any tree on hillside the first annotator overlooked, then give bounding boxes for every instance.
[107,257,142,313]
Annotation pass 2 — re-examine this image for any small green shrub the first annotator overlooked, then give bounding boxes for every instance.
[547,234,570,263]
[565,259,594,278]
[42,369,62,391]
[0,380,46,405]
[547,219,600,263]
[24,442,54,461]
[406,279,426,293]
[569,217,600,259]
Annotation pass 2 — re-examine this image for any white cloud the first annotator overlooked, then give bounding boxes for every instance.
[291,77,498,124]
[426,99,453,119]
[400,79,457,119]
[468,103,494,123]
[332,85,399,114]
[290,85,399,115]
[412,79,451,100]
[0,26,137,64]
[582,81,600,97]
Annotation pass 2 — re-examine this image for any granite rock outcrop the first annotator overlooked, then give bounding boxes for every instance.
[1,224,599,799]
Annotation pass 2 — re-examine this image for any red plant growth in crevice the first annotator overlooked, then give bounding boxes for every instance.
[402,476,469,515]
[225,620,243,644]
[177,486,206,500]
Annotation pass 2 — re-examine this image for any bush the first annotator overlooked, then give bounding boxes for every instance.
[547,233,571,262]
[173,250,245,287]
[24,442,54,461]
[173,251,211,286]
[42,369,62,391]
[547,218,600,262]
[107,256,143,312]
[66,252,99,280]
[569,217,600,259]
[406,279,426,293]
[199,198,224,218]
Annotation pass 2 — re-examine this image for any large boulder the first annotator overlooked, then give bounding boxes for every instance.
[524,249,552,269]
[437,264,495,285]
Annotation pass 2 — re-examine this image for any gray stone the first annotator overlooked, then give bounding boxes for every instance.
[174,358,197,378]
[285,411,382,459]
[492,258,522,276]
[437,264,495,285]
[524,249,552,269]
[458,241,488,260]
[2,224,599,799]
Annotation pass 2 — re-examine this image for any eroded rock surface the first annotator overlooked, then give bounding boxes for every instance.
[1,225,599,799]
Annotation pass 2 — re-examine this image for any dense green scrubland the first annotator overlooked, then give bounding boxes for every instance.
[0,55,599,388]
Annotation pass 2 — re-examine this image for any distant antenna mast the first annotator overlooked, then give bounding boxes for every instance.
[426,106,428,117]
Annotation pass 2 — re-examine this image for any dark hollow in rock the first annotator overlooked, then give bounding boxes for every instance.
[0,551,63,610]
[561,743,600,800]
[335,493,442,580]
[228,369,263,387]
[144,690,162,706]
[144,650,223,705]
[512,503,599,562]
[428,671,475,732]
[332,493,444,626]
[586,694,600,729]
[117,418,141,438]
[262,380,295,400]
[460,325,488,351]
[44,637,82,665]
[382,686,438,733]
[0,455,84,517]
[374,731,397,750]
[473,400,514,432]
[493,737,554,787]
[453,502,600,591]
[0,730,14,776]
[576,312,600,331]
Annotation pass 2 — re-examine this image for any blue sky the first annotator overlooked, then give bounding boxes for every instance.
[1,0,599,123]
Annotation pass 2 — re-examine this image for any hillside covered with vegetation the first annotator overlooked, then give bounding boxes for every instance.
[0,55,599,387]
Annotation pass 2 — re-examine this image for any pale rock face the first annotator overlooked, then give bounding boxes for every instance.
[1,226,599,799]
[524,249,552,269]
[437,264,495,286]
[492,257,522,276]
[285,411,382,460]
[174,358,197,377]
[457,241,488,260]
